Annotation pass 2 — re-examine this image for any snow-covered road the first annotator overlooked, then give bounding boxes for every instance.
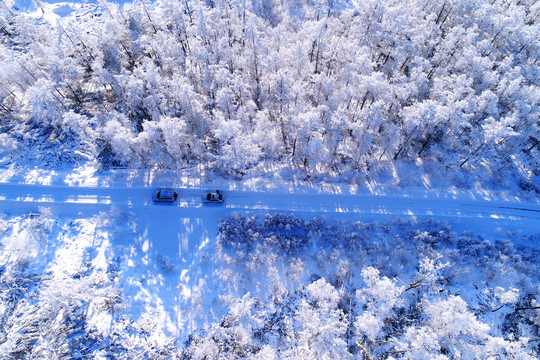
[1,182,539,221]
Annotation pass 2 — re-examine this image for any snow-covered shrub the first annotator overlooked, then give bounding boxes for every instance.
[219,214,309,254]
[0,134,19,163]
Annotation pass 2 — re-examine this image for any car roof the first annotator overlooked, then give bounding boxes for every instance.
[160,190,175,197]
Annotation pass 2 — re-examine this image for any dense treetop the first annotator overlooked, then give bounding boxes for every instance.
[1,0,538,179]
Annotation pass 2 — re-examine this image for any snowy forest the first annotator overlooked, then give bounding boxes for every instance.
[0,0,538,184]
[1,0,540,358]
[1,209,539,358]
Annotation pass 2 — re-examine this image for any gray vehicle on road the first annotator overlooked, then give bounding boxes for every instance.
[153,189,178,202]
[204,190,224,203]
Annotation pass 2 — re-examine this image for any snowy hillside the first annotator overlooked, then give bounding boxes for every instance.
[1,0,540,358]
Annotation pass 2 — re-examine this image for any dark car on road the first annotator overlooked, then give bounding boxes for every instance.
[204,190,224,203]
[153,189,178,202]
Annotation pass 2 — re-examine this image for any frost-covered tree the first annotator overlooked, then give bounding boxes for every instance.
[294,278,351,359]
[1,0,539,184]
[355,267,405,342]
